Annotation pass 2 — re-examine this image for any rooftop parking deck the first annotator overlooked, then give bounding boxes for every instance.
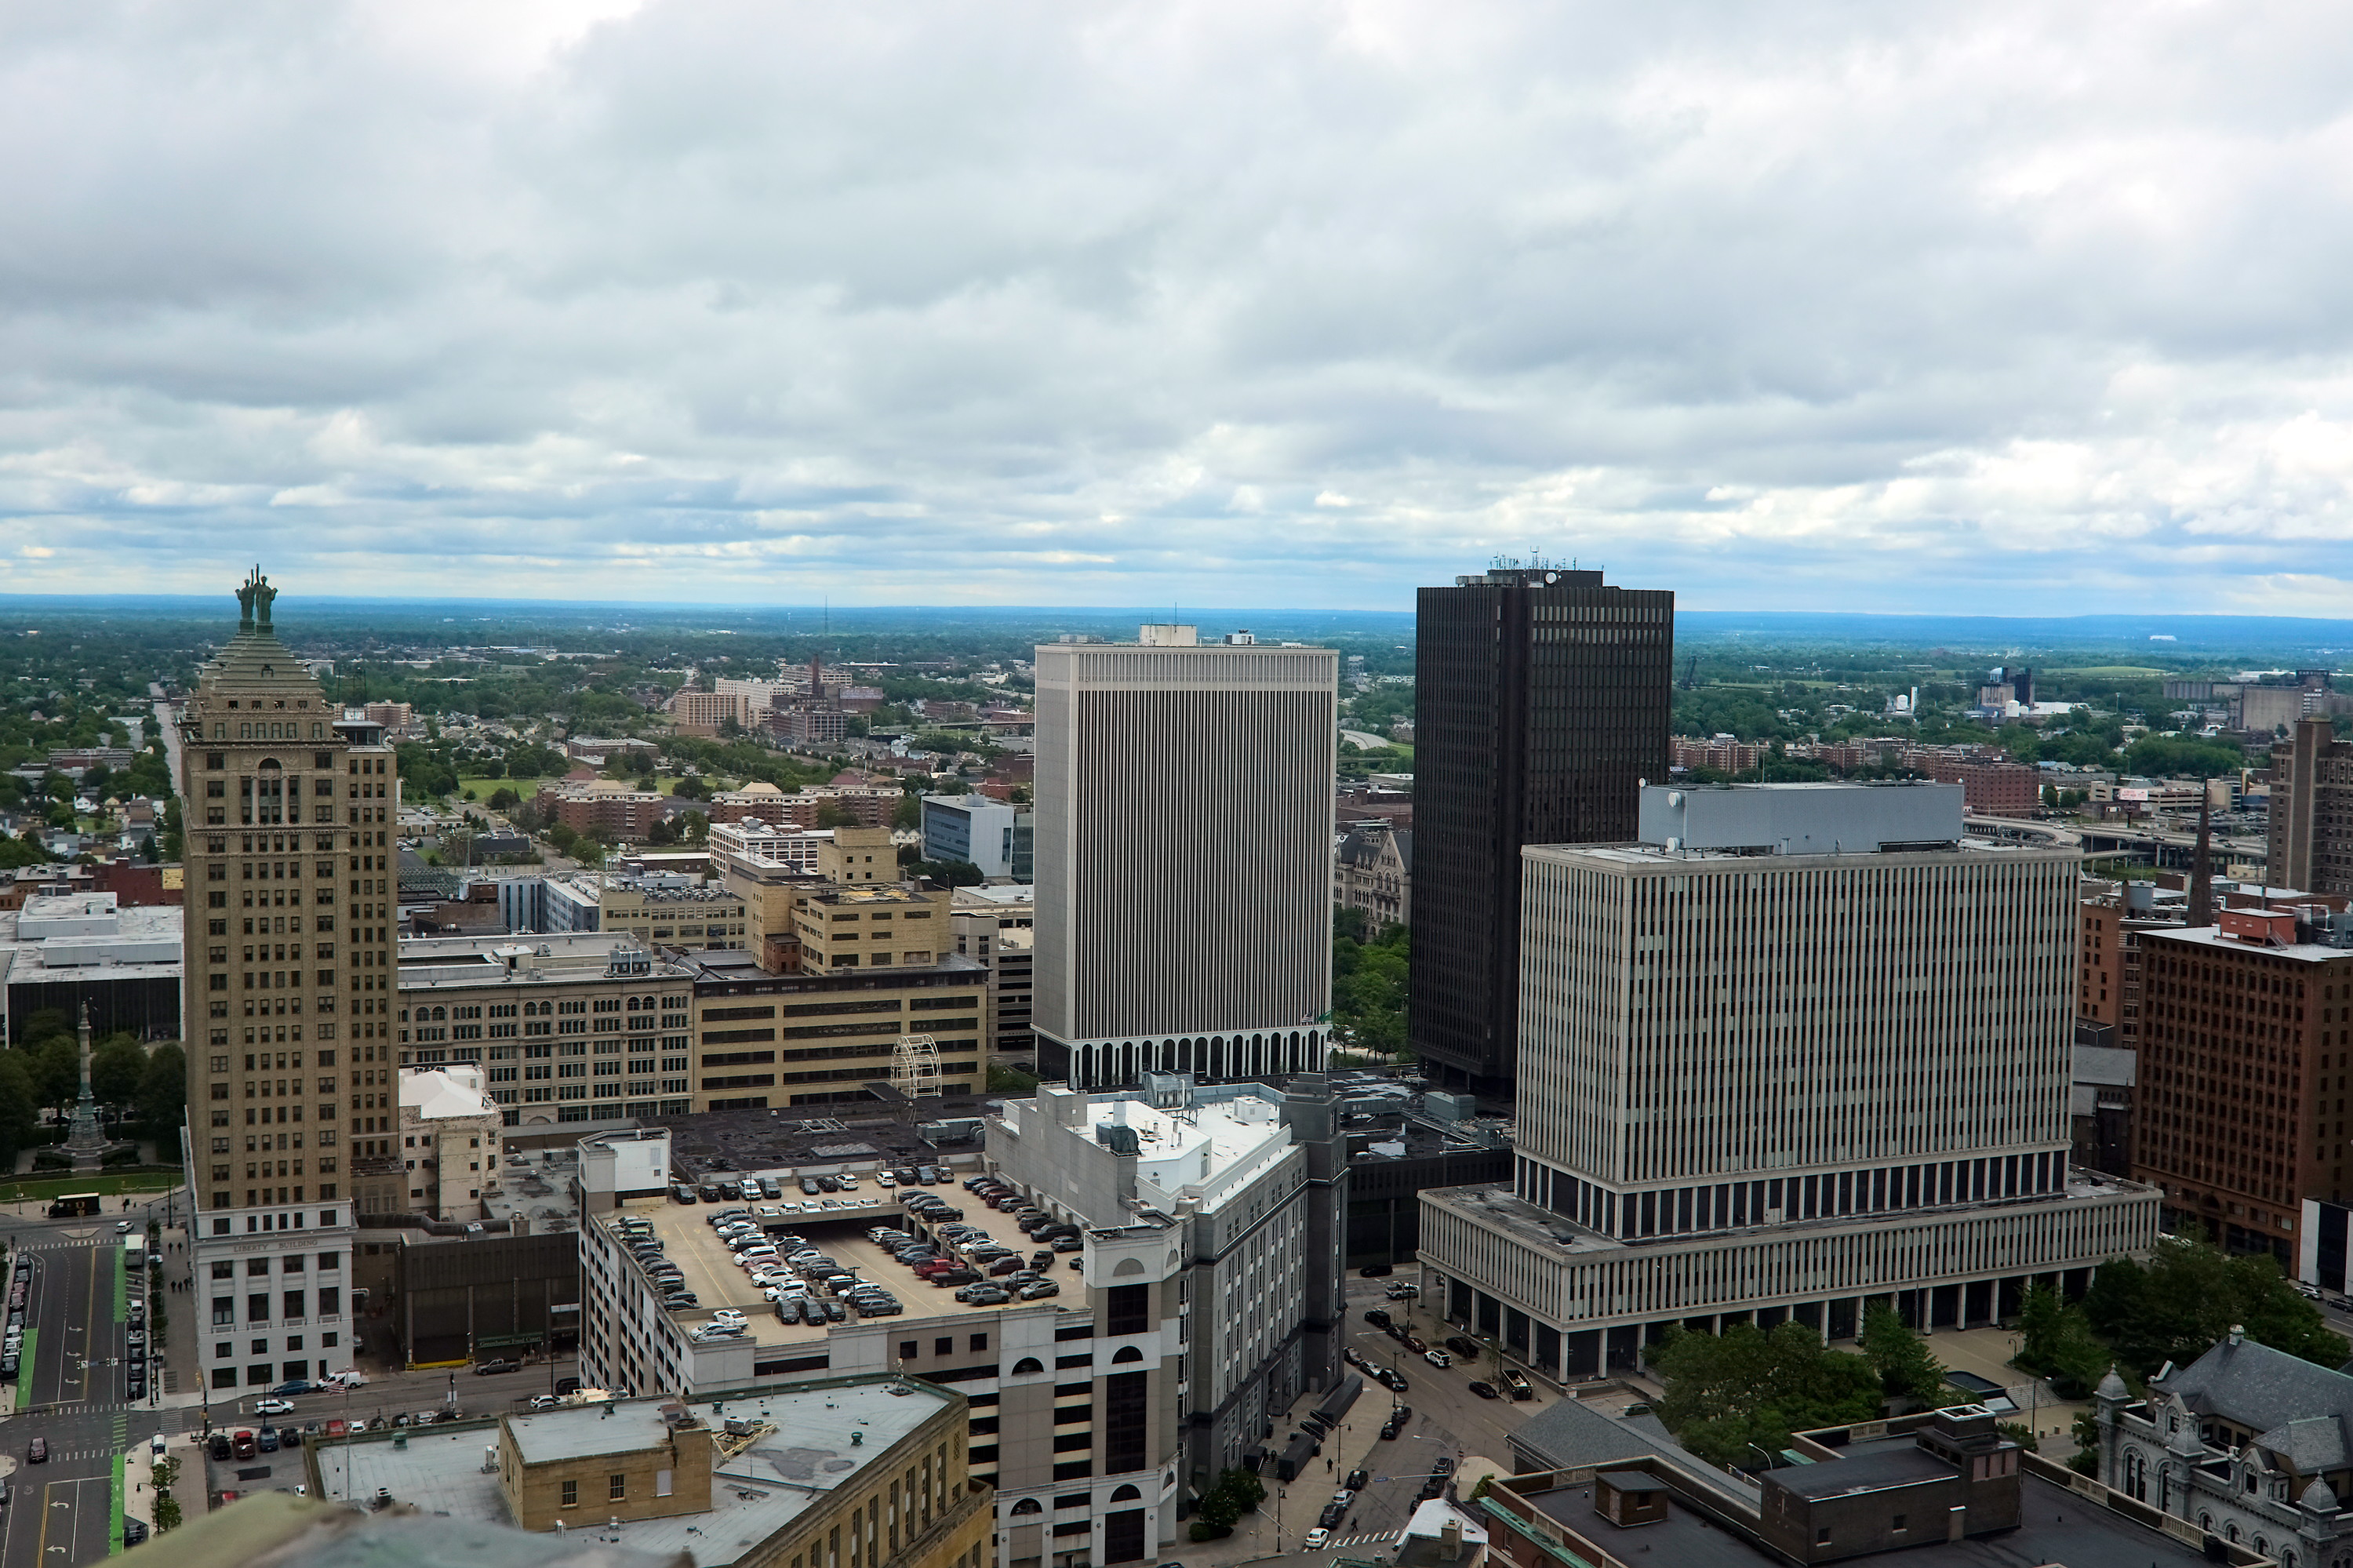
[606,1176,1077,1345]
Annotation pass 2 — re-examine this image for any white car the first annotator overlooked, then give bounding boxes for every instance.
[874,1173,897,1188]
[837,1173,860,1191]
[1424,1349,1453,1368]
[710,1309,749,1325]
[1304,1530,1332,1551]
[325,1370,368,1388]
[254,1397,296,1416]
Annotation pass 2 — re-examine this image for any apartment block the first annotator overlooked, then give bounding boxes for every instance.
[1411,566,1674,1093]
[393,933,699,1129]
[665,689,751,736]
[1032,625,1335,1088]
[2271,715,2353,900]
[532,781,680,842]
[178,569,378,1388]
[573,1130,1176,1565]
[1418,783,2158,1381]
[2135,906,2353,1261]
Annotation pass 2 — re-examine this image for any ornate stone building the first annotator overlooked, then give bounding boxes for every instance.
[179,569,400,1387]
[2097,1326,2353,1568]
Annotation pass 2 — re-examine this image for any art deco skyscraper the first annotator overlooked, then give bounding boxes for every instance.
[1031,625,1336,1089]
[180,569,399,1391]
[1409,564,1674,1093]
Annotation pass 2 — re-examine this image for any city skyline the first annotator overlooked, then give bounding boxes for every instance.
[7,5,2353,613]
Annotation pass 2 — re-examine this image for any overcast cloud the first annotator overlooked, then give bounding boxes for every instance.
[4,0,2353,613]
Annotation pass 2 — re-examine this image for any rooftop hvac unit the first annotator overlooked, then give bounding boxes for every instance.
[1096,1122,1142,1155]
[1424,1091,1476,1122]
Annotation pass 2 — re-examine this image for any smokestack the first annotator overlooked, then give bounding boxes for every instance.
[2189,794,2215,929]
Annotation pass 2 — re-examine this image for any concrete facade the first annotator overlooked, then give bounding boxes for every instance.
[984,1076,1350,1509]
[1417,782,2162,1379]
[1031,627,1336,1089]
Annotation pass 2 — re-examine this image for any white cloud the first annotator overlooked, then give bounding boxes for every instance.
[2,0,2351,613]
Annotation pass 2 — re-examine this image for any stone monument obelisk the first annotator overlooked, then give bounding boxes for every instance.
[64,1002,113,1171]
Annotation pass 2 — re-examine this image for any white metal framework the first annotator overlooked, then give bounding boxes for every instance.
[891,1033,943,1100]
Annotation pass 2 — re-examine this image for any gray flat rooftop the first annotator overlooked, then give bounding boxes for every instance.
[1518,1471,2213,1567]
[314,1382,952,1568]
[1423,1176,2155,1261]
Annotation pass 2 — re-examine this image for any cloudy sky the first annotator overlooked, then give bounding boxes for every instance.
[4,0,2352,614]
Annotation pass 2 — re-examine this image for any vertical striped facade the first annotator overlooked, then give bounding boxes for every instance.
[1032,639,1336,1087]
[1515,842,2079,1221]
[1417,827,2162,1376]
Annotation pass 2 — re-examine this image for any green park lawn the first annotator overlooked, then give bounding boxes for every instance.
[0,1170,183,1204]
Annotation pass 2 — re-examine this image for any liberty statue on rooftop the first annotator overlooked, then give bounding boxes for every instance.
[235,565,278,628]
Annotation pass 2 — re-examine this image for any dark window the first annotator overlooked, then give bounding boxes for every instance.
[1107,1283,1150,1337]
[900,1341,919,1359]
[1104,1508,1148,1566]
[1104,1370,1149,1473]
[1056,1354,1095,1370]
[970,1333,988,1352]
[935,1337,953,1356]
[1053,1432,1093,1452]
[1053,1460,1094,1482]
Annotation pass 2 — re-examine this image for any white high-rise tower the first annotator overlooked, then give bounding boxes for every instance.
[1031,625,1336,1088]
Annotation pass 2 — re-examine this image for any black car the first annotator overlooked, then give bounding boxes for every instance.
[123,1518,148,1546]
[671,1184,698,1204]
[799,1176,821,1195]
[1318,1503,1347,1530]
[1467,1381,1500,1399]
[1346,1468,1369,1493]
[1432,1456,1456,1478]
[1379,1370,1409,1394]
[209,1432,232,1461]
[1363,1308,1391,1328]
[1358,1263,1394,1277]
[475,1359,520,1377]
[696,1183,728,1202]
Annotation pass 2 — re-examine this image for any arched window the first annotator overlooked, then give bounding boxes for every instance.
[1110,1484,1142,1502]
[1011,1357,1044,1375]
[1113,1346,1144,1364]
[1114,1258,1145,1276]
[1009,1498,1042,1515]
[628,998,641,1011]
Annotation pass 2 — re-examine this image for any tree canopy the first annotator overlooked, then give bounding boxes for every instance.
[1646,1321,1886,1468]
[1333,908,1406,1058]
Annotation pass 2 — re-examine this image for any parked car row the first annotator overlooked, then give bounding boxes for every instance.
[671,1164,960,1207]
[871,1223,1063,1304]
[2,1257,27,1382]
[699,1207,907,1326]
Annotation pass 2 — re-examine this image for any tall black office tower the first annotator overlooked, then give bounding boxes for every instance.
[1409,563,1675,1095]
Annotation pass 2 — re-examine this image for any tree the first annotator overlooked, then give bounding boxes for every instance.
[30,1035,80,1115]
[0,1053,40,1164]
[136,1044,187,1134]
[815,803,860,829]
[893,794,922,831]
[488,787,521,811]
[647,817,678,846]
[2017,1284,2115,1397]
[2068,1408,2103,1475]
[2081,1231,2347,1376]
[1860,1304,1948,1407]
[1646,1321,1885,1468]
[91,1034,147,1108]
[1333,911,1408,1058]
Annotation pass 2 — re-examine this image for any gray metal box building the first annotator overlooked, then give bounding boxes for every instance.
[1637,781,1962,854]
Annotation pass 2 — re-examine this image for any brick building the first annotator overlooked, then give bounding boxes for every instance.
[2134,908,2353,1263]
[2272,715,2353,900]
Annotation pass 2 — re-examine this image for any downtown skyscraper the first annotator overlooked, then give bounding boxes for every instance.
[1031,624,1336,1089]
[1409,564,1674,1093]
[180,570,399,1391]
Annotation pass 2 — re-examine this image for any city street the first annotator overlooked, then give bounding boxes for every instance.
[2,1231,137,1568]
